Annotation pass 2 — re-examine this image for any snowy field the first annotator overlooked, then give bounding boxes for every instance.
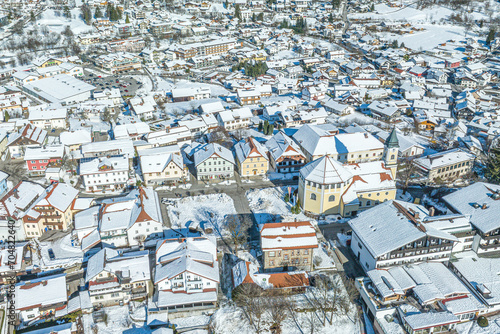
[246,187,311,225]
[350,3,489,50]
[36,9,95,35]
[167,193,238,235]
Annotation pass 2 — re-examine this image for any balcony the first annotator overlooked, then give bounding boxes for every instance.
[479,242,500,250]
[389,244,452,259]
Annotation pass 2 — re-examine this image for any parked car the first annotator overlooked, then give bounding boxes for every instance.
[48,249,55,260]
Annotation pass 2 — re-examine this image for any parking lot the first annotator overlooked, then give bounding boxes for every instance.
[81,70,143,98]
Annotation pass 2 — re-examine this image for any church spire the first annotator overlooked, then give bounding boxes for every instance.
[386,127,399,148]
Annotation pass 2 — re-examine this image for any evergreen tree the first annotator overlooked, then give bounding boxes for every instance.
[264,120,269,134]
[225,0,229,9]
[95,7,102,18]
[328,13,333,23]
[486,146,500,183]
[81,4,92,25]
[63,5,71,18]
[258,122,263,132]
[4,111,9,122]
[234,4,241,20]
[370,3,375,11]
[30,11,36,22]
[487,28,496,45]
[252,13,256,22]
[257,13,263,21]
[268,124,274,135]
[126,14,130,23]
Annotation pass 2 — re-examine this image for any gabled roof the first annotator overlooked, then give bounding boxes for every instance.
[234,137,269,163]
[349,200,456,258]
[193,143,235,166]
[154,240,219,284]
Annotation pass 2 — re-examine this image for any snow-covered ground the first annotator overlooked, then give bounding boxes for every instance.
[246,186,311,225]
[212,273,358,334]
[456,315,500,334]
[349,3,488,50]
[313,244,336,270]
[167,193,238,236]
[33,233,83,269]
[37,9,95,35]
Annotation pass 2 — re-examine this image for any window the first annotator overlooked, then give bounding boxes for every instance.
[390,154,395,160]
[269,251,275,257]
[310,193,316,200]
[329,195,335,202]
[366,200,371,206]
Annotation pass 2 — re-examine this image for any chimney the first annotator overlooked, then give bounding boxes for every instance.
[414,212,419,219]
[482,203,488,210]
[429,207,435,217]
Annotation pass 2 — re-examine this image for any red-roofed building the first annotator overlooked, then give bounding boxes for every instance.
[260,221,318,271]
[232,260,310,292]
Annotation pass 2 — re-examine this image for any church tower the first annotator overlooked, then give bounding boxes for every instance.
[384,127,399,179]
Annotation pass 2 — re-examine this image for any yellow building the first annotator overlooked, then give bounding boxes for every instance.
[22,182,78,238]
[298,154,397,217]
[234,137,269,177]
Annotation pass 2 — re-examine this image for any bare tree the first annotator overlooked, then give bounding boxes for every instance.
[398,157,417,194]
[268,295,292,334]
[233,283,267,334]
[303,309,321,334]
[225,215,252,254]
[208,126,230,145]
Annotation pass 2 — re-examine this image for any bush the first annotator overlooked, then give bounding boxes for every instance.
[477,316,488,327]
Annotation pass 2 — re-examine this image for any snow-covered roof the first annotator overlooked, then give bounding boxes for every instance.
[27,182,78,214]
[154,238,219,285]
[349,200,456,258]
[86,248,150,283]
[300,155,353,185]
[0,181,44,219]
[260,221,318,251]
[193,143,235,166]
[451,252,500,307]
[157,290,217,308]
[15,273,67,310]
[99,187,162,232]
[402,310,458,331]
[413,148,475,171]
[79,156,129,175]
[233,137,268,163]
[293,124,383,157]
[24,145,64,161]
[139,147,183,174]
[265,131,305,161]
[443,182,500,233]
[60,130,91,147]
